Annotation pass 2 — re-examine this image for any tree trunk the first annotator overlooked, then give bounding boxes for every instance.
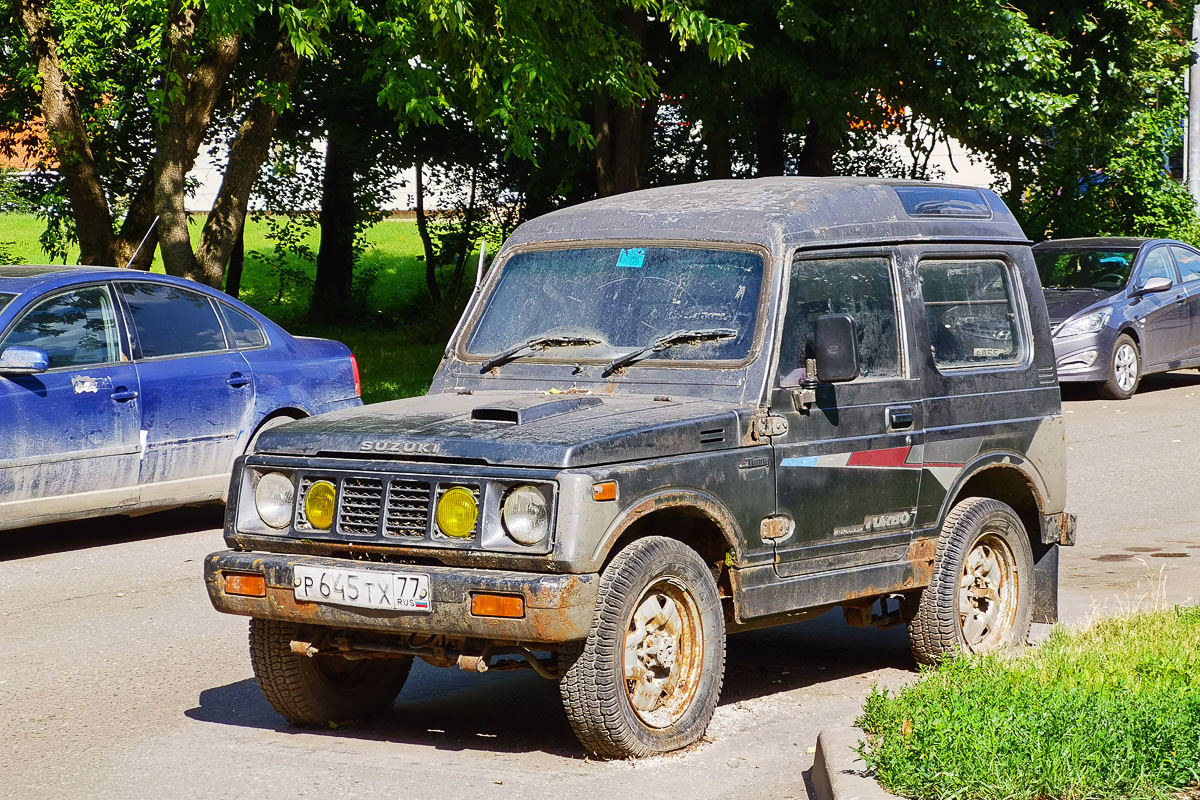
[594,91,650,197]
[796,118,836,177]
[190,34,301,288]
[309,128,356,322]
[756,89,787,177]
[15,0,115,265]
[225,218,245,298]
[704,111,733,180]
[415,160,442,305]
[451,166,479,301]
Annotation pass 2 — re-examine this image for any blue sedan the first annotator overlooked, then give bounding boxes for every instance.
[0,265,362,530]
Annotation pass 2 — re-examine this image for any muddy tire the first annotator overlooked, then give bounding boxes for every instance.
[1098,334,1140,400]
[248,619,411,725]
[559,536,725,759]
[906,498,1034,666]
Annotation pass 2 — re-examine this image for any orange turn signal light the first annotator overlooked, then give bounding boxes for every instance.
[592,481,618,502]
[471,593,525,618]
[224,572,266,598]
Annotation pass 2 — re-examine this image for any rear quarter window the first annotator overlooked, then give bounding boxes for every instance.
[918,260,1024,369]
[220,304,267,349]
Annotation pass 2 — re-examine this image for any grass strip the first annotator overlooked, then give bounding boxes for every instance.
[859,605,1200,800]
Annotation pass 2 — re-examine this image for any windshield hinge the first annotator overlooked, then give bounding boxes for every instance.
[755,414,788,438]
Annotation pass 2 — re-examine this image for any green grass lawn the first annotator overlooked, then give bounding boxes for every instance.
[859,606,1200,800]
[0,212,462,402]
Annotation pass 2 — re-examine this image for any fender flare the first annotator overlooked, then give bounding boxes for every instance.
[590,488,744,567]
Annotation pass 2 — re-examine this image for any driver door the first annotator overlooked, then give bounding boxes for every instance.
[769,253,924,576]
[1132,246,1188,368]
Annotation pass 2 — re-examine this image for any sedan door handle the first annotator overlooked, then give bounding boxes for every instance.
[886,406,915,431]
[111,389,139,402]
[227,373,251,388]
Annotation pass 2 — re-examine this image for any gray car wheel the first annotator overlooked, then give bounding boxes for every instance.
[1099,334,1140,400]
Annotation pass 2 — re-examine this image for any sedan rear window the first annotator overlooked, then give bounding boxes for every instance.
[120,282,227,358]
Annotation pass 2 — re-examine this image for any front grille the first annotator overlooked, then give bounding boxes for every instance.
[338,477,384,535]
[384,480,432,537]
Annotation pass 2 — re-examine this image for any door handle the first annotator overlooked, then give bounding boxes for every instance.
[886,406,915,431]
[227,373,251,388]
[111,389,139,402]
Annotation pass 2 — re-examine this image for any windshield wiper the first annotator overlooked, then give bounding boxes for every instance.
[603,328,738,375]
[480,333,602,371]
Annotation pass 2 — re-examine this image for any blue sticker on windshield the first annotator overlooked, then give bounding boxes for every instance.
[616,248,646,268]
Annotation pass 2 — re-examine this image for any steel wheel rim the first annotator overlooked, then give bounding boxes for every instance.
[621,577,704,728]
[958,533,1019,652]
[1114,343,1138,392]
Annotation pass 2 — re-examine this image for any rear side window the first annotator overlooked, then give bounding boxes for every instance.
[1169,246,1200,283]
[919,260,1023,369]
[1,286,121,368]
[120,282,227,358]
[780,256,901,382]
[220,304,267,349]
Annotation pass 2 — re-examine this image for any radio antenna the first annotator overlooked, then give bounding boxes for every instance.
[123,215,160,269]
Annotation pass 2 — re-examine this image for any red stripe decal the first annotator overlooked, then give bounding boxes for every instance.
[847,446,912,467]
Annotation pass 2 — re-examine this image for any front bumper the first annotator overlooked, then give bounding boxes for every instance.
[1051,327,1117,383]
[204,550,599,644]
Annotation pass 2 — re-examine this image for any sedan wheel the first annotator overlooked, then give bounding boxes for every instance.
[1099,334,1140,400]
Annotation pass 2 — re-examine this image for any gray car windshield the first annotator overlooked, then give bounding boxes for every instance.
[466,246,764,364]
[0,293,14,313]
[1034,248,1137,290]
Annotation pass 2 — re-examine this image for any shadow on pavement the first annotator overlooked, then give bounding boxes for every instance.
[187,610,914,759]
[0,504,225,561]
[1060,369,1200,402]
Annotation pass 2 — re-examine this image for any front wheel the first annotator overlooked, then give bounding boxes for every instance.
[559,536,725,758]
[248,619,412,725]
[906,498,1034,666]
[1099,334,1140,400]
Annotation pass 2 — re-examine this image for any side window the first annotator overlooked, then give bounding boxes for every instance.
[1136,248,1175,288]
[918,260,1022,369]
[1169,246,1200,283]
[220,304,267,349]
[1,286,120,369]
[779,256,901,383]
[120,282,227,358]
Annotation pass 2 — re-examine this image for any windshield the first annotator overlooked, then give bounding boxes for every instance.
[465,246,765,364]
[0,293,14,313]
[1034,248,1137,290]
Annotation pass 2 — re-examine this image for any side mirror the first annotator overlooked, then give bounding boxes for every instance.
[1135,276,1172,296]
[814,314,859,383]
[0,346,50,375]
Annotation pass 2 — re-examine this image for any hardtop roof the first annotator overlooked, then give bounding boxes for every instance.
[504,177,1027,253]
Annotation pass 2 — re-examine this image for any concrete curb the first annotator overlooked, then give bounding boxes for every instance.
[810,727,905,800]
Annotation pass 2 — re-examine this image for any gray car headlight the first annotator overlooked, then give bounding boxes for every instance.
[255,472,295,529]
[501,485,550,545]
[1057,308,1112,338]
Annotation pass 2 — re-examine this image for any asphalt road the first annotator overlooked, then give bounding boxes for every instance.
[3,374,1199,800]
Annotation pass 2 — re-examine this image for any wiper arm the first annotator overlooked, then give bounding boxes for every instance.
[603,328,738,375]
[480,334,602,371]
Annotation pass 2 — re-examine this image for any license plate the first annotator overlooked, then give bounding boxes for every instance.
[292,565,431,612]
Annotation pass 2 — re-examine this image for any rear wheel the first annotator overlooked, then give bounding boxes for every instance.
[559,536,725,758]
[249,619,412,725]
[1099,334,1140,400]
[907,498,1033,666]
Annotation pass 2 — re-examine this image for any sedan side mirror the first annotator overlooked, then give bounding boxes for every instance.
[0,346,50,375]
[1135,276,1173,296]
[814,314,859,383]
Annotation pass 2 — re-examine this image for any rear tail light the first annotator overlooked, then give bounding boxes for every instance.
[350,354,362,398]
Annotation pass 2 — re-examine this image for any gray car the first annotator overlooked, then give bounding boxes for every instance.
[1033,237,1200,399]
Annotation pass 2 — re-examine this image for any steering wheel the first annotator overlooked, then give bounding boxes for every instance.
[1092,272,1126,289]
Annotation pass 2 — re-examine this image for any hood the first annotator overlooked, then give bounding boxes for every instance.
[254,391,754,469]
[1042,288,1119,325]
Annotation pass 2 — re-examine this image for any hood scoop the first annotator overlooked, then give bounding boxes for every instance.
[470,395,604,425]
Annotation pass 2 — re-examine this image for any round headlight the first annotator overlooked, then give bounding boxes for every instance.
[304,480,337,530]
[255,472,295,529]
[502,485,550,546]
[436,486,478,538]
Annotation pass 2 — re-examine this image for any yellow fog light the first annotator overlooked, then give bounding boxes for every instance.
[436,486,478,538]
[304,480,337,530]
